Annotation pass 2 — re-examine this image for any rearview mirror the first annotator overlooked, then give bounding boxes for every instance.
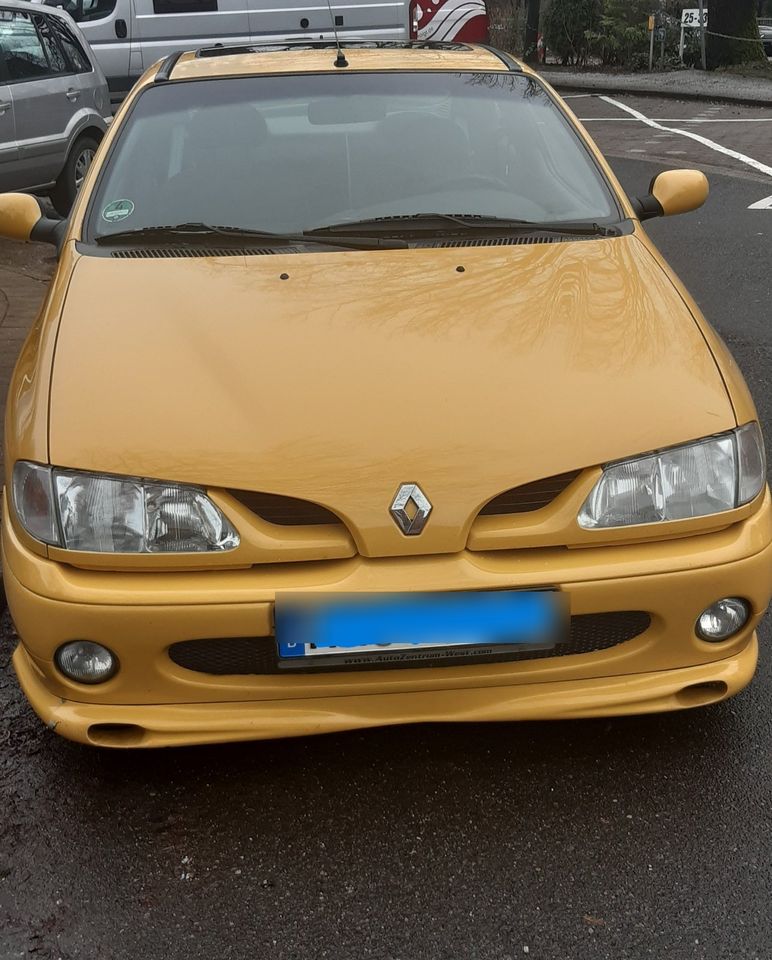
[0,192,66,246]
[632,169,709,221]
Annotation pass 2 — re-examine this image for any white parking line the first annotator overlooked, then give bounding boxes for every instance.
[578,117,772,123]
[599,95,772,179]
[748,194,772,209]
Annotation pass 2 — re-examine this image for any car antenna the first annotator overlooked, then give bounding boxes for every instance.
[324,0,348,67]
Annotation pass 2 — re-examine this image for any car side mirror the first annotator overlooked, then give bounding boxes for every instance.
[632,169,709,221]
[0,192,67,247]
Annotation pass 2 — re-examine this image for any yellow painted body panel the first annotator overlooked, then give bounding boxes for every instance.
[2,45,771,746]
[42,236,736,562]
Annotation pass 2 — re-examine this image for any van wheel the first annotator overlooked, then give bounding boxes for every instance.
[51,134,100,217]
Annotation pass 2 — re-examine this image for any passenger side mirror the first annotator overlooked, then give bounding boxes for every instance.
[0,193,67,247]
[632,169,709,221]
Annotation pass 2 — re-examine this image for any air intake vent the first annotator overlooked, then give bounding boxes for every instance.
[168,611,652,675]
[229,489,342,526]
[479,471,582,516]
[111,247,284,259]
[435,235,591,249]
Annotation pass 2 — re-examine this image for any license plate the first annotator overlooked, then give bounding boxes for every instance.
[275,590,567,669]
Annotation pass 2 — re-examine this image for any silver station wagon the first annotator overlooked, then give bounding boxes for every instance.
[0,0,110,213]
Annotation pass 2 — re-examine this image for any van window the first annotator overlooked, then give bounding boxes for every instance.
[152,0,218,13]
[43,0,118,24]
[0,11,54,81]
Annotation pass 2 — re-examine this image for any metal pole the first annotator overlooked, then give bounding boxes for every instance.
[649,19,655,71]
[679,23,684,62]
[698,0,707,69]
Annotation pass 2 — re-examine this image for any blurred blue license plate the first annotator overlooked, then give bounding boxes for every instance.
[275,590,566,669]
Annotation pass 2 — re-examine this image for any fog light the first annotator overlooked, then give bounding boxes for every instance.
[55,641,117,684]
[696,598,750,642]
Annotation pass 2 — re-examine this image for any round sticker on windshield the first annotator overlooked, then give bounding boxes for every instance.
[102,199,135,223]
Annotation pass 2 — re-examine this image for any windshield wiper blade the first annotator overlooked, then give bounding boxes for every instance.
[95,222,408,250]
[309,214,620,237]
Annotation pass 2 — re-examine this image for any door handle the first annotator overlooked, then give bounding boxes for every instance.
[66,88,80,102]
[0,100,9,115]
[115,18,127,39]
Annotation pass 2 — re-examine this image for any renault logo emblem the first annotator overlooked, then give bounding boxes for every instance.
[390,483,432,536]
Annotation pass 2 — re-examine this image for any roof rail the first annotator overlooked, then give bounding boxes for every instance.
[195,39,475,59]
[155,50,183,82]
[474,44,523,72]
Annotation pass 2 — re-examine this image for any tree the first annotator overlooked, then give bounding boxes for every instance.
[542,0,602,65]
[524,0,541,62]
[706,0,766,67]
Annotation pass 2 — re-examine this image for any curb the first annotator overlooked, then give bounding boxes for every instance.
[539,74,772,109]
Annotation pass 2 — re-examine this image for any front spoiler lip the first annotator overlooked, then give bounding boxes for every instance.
[14,636,758,749]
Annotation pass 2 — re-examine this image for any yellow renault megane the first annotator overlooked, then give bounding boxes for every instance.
[1,42,770,748]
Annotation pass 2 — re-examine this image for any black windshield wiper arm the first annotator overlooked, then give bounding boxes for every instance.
[95,222,408,250]
[308,214,621,237]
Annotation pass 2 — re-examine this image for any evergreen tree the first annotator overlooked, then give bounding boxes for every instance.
[707,0,765,66]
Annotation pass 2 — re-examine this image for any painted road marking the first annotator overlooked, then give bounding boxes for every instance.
[577,117,772,123]
[748,195,772,209]
[599,96,772,178]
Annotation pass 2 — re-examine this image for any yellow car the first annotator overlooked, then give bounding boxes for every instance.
[1,42,770,748]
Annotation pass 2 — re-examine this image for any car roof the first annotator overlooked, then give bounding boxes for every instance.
[0,0,64,13]
[167,42,526,83]
[0,0,80,25]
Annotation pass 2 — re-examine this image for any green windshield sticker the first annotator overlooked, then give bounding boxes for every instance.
[102,199,135,223]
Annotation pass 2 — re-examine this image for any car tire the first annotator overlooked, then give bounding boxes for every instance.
[51,134,100,217]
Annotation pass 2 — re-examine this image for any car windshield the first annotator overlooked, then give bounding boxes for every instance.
[86,71,619,241]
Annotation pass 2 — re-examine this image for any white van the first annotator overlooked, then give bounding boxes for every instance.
[39,0,489,100]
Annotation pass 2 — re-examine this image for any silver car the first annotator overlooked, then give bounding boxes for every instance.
[0,0,109,214]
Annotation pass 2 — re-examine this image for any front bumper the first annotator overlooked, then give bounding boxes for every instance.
[3,489,771,747]
[13,637,758,747]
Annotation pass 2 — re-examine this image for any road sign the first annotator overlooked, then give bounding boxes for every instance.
[681,8,707,26]
[654,27,666,41]
[648,14,655,31]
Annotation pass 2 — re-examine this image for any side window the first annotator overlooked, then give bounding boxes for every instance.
[153,0,218,13]
[42,0,117,24]
[0,11,50,81]
[33,15,69,74]
[50,17,92,73]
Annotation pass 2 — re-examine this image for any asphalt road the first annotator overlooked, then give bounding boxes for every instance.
[1,98,771,960]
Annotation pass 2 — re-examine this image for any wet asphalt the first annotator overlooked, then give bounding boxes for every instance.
[1,147,771,959]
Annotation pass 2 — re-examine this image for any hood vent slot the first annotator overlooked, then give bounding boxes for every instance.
[434,234,591,249]
[110,247,292,259]
[479,470,582,516]
[229,489,343,526]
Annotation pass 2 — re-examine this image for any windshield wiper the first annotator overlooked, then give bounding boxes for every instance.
[308,214,621,238]
[94,222,408,250]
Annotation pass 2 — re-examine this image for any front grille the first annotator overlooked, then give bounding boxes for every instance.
[228,489,343,526]
[168,611,651,675]
[479,471,582,516]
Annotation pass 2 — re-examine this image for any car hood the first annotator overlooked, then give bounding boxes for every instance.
[49,237,733,556]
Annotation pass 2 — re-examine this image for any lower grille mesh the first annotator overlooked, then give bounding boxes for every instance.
[168,611,651,675]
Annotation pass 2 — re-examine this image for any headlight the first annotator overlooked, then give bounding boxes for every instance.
[578,422,766,529]
[11,464,239,553]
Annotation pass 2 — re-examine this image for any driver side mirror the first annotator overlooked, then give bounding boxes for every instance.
[0,193,67,247]
[632,169,709,221]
